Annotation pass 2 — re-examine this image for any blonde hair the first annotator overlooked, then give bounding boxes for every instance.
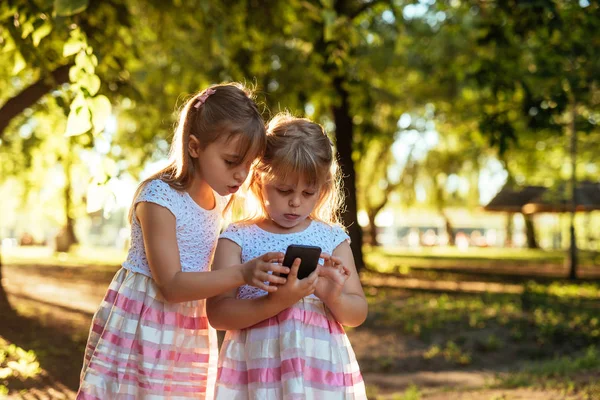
[129,83,266,222]
[243,112,344,226]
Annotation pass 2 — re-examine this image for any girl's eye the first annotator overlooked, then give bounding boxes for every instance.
[303,192,316,197]
[224,159,236,166]
[277,189,292,195]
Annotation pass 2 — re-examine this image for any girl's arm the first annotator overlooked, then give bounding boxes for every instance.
[320,241,368,327]
[138,202,287,303]
[207,238,319,330]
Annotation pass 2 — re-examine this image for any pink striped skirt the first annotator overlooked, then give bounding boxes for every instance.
[77,268,218,399]
[215,297,366,399]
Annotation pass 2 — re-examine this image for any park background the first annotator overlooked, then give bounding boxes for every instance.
[0,0,599,399]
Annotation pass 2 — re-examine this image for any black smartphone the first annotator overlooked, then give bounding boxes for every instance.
[281,244,322,280]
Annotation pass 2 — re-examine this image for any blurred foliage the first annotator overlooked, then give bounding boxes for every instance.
[0,337,42,388]
[0,0,599,249]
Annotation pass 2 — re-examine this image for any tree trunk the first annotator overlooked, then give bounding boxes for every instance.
[0,251,10,308]
[56,140,78,252]
[366,211,379,247]
[332,76,364,270]
[505,212,514,247]
[522,213,538,249]
[441,210,455,246]
[0,249,15,315]
[567,95,577,280]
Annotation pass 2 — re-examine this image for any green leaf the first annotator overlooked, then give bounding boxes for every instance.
[32,21,53,47]
[321,9,337,41]
[65,94,92,136]
[12,52,26,74]
[2,36,15,52]
[63,37,85,57]
[75,50,95,73]
[89,95,112,134]
[20,20,35,39]
[68,64,84,83]
[0,6,17,20]
[80,73,101,95]
[54,0,89,17]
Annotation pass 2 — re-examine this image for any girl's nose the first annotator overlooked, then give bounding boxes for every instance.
[289,197,300,207]
[234,168,248,183]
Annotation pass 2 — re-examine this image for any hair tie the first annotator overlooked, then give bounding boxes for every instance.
[193,88,216,109]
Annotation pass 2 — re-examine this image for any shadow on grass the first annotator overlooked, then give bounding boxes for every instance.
[0,296,90,394]
[358,279,600,376]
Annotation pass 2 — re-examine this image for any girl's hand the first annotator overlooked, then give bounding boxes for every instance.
[241,252,289,292]
[315,253,350,304]
[268,258,319,305]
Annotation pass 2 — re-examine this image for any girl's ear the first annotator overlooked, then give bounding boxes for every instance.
[188,135,201,158]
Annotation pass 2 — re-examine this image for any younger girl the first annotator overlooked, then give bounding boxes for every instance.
[207,113,368,399]
[77,84,290,399]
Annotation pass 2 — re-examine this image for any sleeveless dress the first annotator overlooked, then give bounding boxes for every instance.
[214,221,366,400]
[78,179,226,399]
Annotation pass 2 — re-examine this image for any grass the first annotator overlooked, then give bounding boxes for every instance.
[392,385,422,400]
[0,337,43,396]
[3,244,600,397]
[423,341,472,365]
[366,384,422,400]
[365,246,600,274]
[2,245,127,267]
[494,346,600,398]
[364,281,600,369]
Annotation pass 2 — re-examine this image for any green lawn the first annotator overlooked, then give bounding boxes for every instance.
[362,281,600,398]
[2,245,126,267]
[4,244,599,269]
[365,246,600,275]
[494,346,600,397]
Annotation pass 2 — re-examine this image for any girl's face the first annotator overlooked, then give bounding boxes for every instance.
[193,134,254,196]
[261,173,321,230]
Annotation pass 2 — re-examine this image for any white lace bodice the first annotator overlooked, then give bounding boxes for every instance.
[122,179,228,278]
[220,221,350,299]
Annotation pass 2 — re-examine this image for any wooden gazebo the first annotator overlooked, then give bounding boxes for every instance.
[483,181,600,249]
[484,181,600,215]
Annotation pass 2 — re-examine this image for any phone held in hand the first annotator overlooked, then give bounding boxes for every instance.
[281,245,322,280]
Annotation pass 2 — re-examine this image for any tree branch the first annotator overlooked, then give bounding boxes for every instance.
[350,0,390,20]
[0,63,73,138]
[365,145,415,216]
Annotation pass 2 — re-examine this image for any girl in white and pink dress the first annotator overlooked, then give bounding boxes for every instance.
[77,84,290,400]
[207,113,368,399]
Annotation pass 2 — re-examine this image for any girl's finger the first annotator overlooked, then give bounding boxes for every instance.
[256,282,277,292]
[288,258,301,279]
[261,252,285,262]
[330,255,343,266]
[255,271,272,283]
[268,263,291,275]
[262,283,278,293]
[258,261,279,272]
[305,267,320,284]
[266,274,287,285]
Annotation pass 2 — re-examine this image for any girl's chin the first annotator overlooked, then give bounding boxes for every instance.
[275,217,306,229]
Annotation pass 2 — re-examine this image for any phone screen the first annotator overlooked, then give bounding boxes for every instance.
[281,245,322,280]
